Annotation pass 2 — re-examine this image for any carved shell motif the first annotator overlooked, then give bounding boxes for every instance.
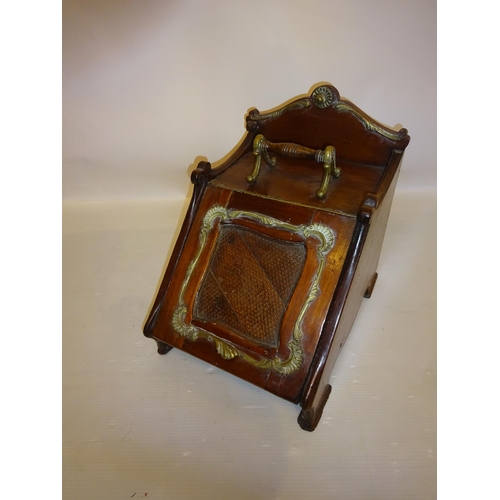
[311,86,335,108]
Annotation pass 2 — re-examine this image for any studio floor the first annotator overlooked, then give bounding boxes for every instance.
[62,188,436,500]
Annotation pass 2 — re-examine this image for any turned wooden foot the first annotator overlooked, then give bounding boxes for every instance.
[364,272,378,298]
[156,340,173,355]
[298,384,332,432]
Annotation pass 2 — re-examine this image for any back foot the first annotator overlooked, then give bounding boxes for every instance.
[364,272,378,298]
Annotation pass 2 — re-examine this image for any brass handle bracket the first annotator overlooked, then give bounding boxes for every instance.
[246,134,340,199]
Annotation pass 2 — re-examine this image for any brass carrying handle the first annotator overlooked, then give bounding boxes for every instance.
[246,134,340,199]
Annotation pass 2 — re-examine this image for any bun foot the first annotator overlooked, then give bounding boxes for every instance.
[156,340,173,355]
[298,384,332,431]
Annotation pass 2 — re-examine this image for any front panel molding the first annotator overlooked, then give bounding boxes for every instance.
[172,205,336,376]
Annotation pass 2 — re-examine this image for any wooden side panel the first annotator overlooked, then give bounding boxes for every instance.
[298,161,402,430]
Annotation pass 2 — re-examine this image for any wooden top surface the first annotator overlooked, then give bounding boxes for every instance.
[210,151,384,216]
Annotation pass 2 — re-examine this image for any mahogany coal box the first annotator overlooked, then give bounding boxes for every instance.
[143,83,410,431]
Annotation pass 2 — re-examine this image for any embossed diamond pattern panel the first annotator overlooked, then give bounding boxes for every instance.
[193,224,306,348]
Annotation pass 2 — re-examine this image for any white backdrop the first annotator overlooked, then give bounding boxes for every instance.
[63,0,436,201]
[62,2,437,497]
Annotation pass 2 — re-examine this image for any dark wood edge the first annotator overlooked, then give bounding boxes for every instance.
[298,219,369,409]
[143,162,211,338]
[375,149,406,203]
[143,131,256,339]
[357,150,405,223]
[142,131,260,341]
